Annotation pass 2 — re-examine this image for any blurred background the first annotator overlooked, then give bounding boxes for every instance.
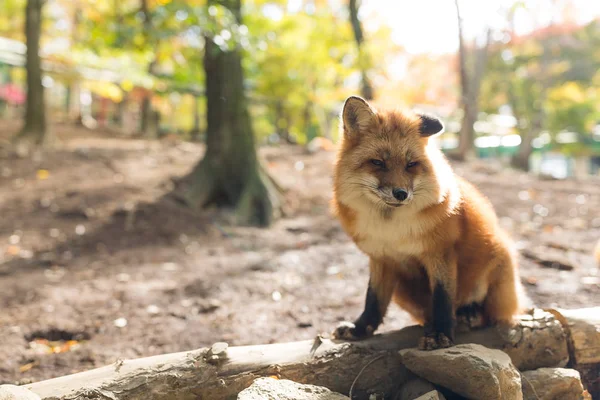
[0,0,599,387]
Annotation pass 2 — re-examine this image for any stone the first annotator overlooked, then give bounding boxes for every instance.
[397,377,446,400]
[414,391,445,400]
[238,377,349,400]
[400,344,522,400]
[0,385,41,400]
[209,342,228,356]
[521,368,584,400]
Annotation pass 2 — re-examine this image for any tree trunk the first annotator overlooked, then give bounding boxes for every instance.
[23,308,600,400]
[183,0,281,226]
[451,0,491,161]
[455,100,478,161]
[511,131,534,171]
[348,0,374,100]
[139,0,158,138]
[190,95,201,139]
[510,98,543,172]
[67,83,81,122]
[63,84,71,120]
[302,100,317,141]
[114,0,124,47]
[16,0,46,147]
[114,92,127,133]
[140,93,158,138]
[275,101,293,143]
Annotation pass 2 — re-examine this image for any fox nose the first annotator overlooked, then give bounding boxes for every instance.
[392,188,409,201]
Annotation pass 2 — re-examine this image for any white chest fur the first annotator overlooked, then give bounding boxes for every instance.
[352,205,431,261]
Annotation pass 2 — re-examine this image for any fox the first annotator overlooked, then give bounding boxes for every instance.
[331,96,524,350]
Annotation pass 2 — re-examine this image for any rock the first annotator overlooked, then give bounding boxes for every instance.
[0,385,41,400]
[521,368,584,400]
[400,344,522,400]
[398,377,446,400]
[209,342,228,356]
[238,378,349,400]
[414,391,445,400]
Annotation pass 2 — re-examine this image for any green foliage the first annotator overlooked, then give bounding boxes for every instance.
[481,19,600,151]
[244,2,356,141]
[546,82,599,135]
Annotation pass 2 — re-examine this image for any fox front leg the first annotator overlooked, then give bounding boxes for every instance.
[332,261,394,340]
[419,257,457,350]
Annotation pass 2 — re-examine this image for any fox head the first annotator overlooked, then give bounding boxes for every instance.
[334,96,451,214]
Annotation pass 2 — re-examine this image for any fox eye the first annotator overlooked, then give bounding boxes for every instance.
[370,159,385,168]
[406,161,419,169]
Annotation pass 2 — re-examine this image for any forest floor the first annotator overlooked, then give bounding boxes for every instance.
[0,121,599,384]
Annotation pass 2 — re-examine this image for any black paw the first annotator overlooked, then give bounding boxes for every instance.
[331,321,374,341]
[418,332,454,350]
[456,302,486,331]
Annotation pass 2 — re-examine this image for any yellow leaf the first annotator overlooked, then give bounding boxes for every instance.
[121,80,134,92]
[19,361,39,373]
[6,245,20,256]
[36,169,50,180]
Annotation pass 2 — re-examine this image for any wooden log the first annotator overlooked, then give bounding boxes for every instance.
[548,307,600,398]
[23,309,575,400]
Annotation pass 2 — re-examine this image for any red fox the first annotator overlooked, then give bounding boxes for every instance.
[331,96,524,349]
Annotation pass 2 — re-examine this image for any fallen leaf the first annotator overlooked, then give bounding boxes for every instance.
[6,245,20,256]
[523,276,538,286]
[36,169,50,180]
[19,361,39,373]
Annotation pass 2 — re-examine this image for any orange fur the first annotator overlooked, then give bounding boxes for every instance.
[332,98,523,328]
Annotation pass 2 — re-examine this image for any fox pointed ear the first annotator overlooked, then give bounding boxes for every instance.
[419,114,444,137]
[341,96,377,138]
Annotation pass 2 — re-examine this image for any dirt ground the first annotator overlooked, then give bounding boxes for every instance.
[0,122,599,384]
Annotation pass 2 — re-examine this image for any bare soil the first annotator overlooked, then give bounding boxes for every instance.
[0,122,599,384]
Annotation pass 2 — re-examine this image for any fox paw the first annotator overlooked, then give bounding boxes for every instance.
[456,303,486,332]
[332,321,374,341]
[418,332,454,350]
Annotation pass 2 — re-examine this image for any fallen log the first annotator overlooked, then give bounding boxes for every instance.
[23,307,599,400]
[548,307,600,399]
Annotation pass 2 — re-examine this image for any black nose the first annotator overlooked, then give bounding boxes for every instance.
[392,188,408,201]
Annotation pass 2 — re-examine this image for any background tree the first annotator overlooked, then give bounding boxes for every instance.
[451,0,491,161]
[183,0,281,226]
[139,0,159,137]
[246,2,356,142]
[348,0,373,100]
[481,11,599,170]
[15,0,46,148]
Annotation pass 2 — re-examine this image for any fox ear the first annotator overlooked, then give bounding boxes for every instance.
[341,96,377,138]
[419,114,444,137]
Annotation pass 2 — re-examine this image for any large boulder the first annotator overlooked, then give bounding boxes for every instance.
[397,377,446,400]
[521,368,584,400]
[238,377,349,400]
[0,385,41,400]
[400,344,522,400]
